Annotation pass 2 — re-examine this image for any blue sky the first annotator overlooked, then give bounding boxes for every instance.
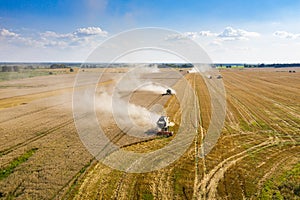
[1,0,300,62]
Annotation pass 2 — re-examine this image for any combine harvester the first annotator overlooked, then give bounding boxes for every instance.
[162,89,173,96]
[156,116,175,137]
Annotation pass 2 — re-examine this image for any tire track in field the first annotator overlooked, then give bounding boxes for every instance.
[224,76,265,128]
[225,73,300,133]
[227,94,259,128]
[224,74,298,144]
[242,88,299,131]
[231,90,297,143]
[93,94,163,160]
[0,87,73,110]
[52,159,97,200]
[0,80,117,157]
[150,74,198,200]
[109,73,200,199]
[252,148,297,199]
[229,71,299,102]
[197,138,278,199]
[148,80,189,199]
[61,90,175,200]
[0,112,87,157]
[193,71,299,199]
[63,73,210,199]
[189,74,206,200]
[0,100,70,124]
[111,79,190,199]
[0,79,114,108]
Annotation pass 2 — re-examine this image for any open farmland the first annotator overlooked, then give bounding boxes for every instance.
[0,67,299,199]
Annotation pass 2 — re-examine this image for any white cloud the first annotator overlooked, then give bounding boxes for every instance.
[166,28,259,41]
[218,26,260,41]
[3,26,300,63]
[0,26,107,63]
[165,33,191,40]
[273,31,300,39]
[165,31,216,40]
[198,31,217,37]
[74,27,108,37]
[0,28,19,38]
[0,26,108,50]
[40,31,73,39]
[14,36,43,47]
[0,28,43,48]
[182,32,198,39]
[40,27,108,41]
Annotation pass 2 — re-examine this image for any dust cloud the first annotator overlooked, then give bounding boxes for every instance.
[95,64,175,134]
[96,91,160,132]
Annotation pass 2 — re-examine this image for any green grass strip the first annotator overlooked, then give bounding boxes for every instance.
[0,148,38,181]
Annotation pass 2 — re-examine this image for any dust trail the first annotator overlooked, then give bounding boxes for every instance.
[139,83,176,94]
[96,64,176,136]
[113,64,176,94]
[95,91,160,132]
[189,64,211,73]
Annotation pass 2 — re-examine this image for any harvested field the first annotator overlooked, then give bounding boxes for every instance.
[0,68,299,199]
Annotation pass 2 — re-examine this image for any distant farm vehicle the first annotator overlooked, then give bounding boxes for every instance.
[207,75,212,79]
[216,75,223,79]
[162,89,173,96]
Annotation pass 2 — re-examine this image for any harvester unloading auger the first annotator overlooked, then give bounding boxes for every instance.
[156,116,175,137]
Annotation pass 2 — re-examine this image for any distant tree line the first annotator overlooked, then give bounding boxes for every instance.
[244,63,300,68]
[50,64,68,69]
[1,66,20,72]
[158,63,194,68]
[0,65,41,72]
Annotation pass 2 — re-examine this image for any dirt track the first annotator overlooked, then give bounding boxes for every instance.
[0,68,299,199]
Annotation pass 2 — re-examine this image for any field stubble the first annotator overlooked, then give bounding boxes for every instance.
[0,68,299,199]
